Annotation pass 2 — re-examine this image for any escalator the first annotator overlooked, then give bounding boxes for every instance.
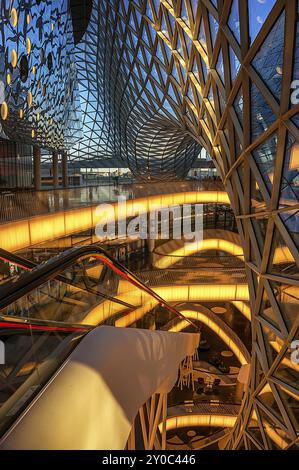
[0,246,199,441]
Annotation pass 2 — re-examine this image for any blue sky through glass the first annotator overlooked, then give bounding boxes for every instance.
[248,0,276,44]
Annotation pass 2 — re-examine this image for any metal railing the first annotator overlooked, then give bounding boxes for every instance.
[0,180,226,224]
[0,184,133,223]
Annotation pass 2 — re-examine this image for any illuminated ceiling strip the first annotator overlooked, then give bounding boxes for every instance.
[154,238,244,269]
[158,413,289,449]
[178,309,248,366]
[231,301,251,321]
[153,284,250,302]
[158,414,237,432]
[0,190,229,252]
[154,239,294,270]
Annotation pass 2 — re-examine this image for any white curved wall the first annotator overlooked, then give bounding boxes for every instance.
[0,326,199,450]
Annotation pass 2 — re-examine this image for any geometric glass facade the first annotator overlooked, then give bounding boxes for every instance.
[0,0,299,450]
[0,0,82,150]
[72,0,299,449]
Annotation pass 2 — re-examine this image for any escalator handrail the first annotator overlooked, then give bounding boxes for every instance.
[0,248,136,310]
[0,246,200,331]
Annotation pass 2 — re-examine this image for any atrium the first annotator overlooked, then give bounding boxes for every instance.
[0,0,298,454]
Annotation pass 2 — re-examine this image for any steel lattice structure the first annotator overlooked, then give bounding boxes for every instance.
[71,0,201,178]
[70,0,299,449]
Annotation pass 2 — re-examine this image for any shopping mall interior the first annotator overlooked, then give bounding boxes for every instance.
[0,0,298,452]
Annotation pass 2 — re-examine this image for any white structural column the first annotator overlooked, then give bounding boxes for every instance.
[127,393,168,450]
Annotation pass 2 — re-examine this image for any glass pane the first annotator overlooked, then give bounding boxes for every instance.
[257,382,287,430]
[259,286,280,332]
[246,426,265,449]
[252,133,278,194]
[251,213,269,252]
[251,12,285,101]
[279,132,299,207]
[209,13,219,48]
[0,257,29,287]
[251,177,268,213]
[228,0,240,43]
[0,322,86,437]
[216,50,224,84]
[267,226,299,280]
[291,8,299,107]
[180,0,189,27]
[257,406,292,449]
[273,329,299,393]
[251,82,276,142]
[197,18,207,52]
[279,210,299,251]
[230,47,240,83]
[259,323,280,373]
[278,387,299,437]
[270,280,299,332]
[248,0,276,44]
[233,87,243,127]
[0,253,195,332]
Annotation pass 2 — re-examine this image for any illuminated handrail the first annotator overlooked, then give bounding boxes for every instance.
[0,248,136,310]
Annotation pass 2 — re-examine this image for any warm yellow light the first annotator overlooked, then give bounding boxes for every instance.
[27,91,33,107]
[179,309,249,365]
[155,236,293,270]
[32,66,37,74]
[31,129,35,138]
[81,282,152,327]
[36,112,40,121]
[26,13,30,25]
[231,301,251,321]
[0,191,231,251]
[264,422,289,449]
[11,49,18,68]
[290,143,299,170]
[168,320,190,332]
[249,411,289,448]
[11,8,18,27]
[19,109,24,119]
[153,284,250,303]
[26,37,31,54]
[81,279,239,329]
[159,414,237,433]
[0,220,31,252]
[155,238,244,269]
[6,73,11,85]
[270,341,299,373]
[1,101,8,120]
[115,300,158,328]
[273,245,295,264]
